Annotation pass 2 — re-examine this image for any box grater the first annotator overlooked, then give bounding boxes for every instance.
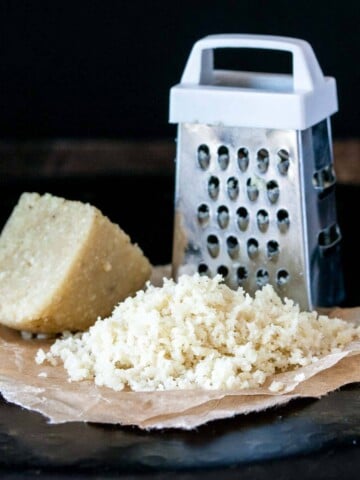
[169,34,344,311]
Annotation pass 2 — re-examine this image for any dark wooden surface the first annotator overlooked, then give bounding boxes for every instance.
[0,139,359,183]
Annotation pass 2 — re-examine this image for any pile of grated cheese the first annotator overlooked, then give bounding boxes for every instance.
[36,274,360,392]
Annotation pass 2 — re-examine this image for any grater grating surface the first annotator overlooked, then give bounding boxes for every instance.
[172,123,310,308]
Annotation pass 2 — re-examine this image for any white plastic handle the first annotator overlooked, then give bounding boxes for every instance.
[181,34,325,92]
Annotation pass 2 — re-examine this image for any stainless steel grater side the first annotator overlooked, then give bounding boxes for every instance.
[169,34,344,311]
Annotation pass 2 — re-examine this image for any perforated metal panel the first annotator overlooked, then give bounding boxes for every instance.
[172,120,345,309]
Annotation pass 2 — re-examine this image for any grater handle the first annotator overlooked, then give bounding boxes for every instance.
[181,34,324,92]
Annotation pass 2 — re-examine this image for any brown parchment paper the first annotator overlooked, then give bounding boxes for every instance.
[0,265,360,430]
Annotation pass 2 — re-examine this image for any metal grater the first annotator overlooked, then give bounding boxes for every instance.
[169,34,344,311]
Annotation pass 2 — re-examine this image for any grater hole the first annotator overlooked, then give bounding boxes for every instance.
[247,238,259,258]
[217,265,229,279]
[267,180,280,203]
[267,240,280,259]
[198,144,210,170]
[256,209,269,232]
[197,204,210,226]
[312,165,336,193]
[277,209,290,232]
[208,176,220,199]
[226,235,239,259]
[185,242,200,256]
[207,234,220,258]
[237,147,249,172]
[218,145,230,170]
[237,266,248,283]
[277,269,290,286]
[227,177,239,200]
[318,224,341,248]
[236,206,249,231]
[246,177,259,201]
[198,263,209,275]
[277,149,290,175]
[257,148,270,173]
[256,269,269,287]
[217,205,230,229]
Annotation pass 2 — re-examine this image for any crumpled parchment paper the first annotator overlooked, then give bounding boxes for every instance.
[0,265,359,430]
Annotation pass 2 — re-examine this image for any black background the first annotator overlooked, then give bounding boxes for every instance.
[0,0,359,140]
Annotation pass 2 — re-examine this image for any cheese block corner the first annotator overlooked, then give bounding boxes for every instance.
[0,192,152,333]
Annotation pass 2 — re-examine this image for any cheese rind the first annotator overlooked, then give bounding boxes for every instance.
[0,192,151,333]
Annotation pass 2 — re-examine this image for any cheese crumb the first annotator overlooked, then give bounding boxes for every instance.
[21,331,34,340]
[269,381,285,393]
[35,349,46,364]
[294,373,306,382]
[36,274,360,392]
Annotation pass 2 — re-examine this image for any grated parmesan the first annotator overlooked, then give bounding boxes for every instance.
[36,274,360,392]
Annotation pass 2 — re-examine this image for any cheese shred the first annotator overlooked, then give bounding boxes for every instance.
[36,274,360,391]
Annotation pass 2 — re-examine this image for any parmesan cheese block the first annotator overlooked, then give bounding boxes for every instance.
[0,192,151,333]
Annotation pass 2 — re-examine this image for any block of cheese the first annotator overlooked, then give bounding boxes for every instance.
[0,192,151,333]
